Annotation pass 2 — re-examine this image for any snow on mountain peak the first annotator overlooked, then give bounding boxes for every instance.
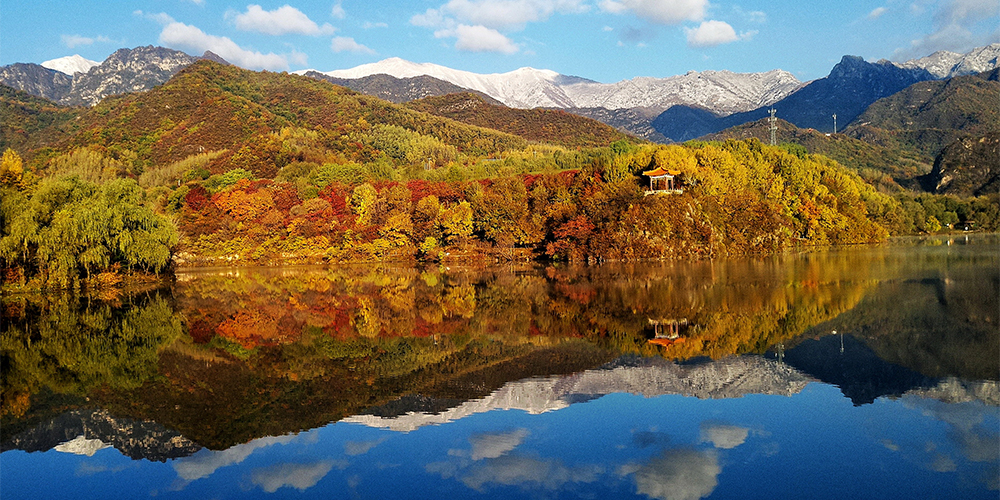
[41,54,100,76]
[306,57,800,112]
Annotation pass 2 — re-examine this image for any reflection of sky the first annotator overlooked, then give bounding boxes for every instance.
[1,382,997,499]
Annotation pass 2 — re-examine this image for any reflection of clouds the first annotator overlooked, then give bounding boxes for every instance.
[469,429,529,460]
[250,461,334,493]
[458,455,601,491]
[173,434,296,482]
[890,395,999,488]
[699,422,750,450]
[427,429,601,492]
[344,438,386,456]
[619,448,720,500]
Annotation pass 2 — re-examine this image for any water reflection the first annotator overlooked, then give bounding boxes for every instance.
[0,235,997,499]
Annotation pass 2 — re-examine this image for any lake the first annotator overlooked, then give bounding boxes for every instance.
[2,235,997,499]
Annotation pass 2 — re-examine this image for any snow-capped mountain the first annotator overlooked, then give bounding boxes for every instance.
[895,43,1000,78]
[41,54,100,76]
[300,57,801,114]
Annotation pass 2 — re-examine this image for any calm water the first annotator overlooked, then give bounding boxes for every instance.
[2,235,997,499]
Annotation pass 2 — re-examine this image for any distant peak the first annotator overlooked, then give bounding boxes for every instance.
[40,54,101,76]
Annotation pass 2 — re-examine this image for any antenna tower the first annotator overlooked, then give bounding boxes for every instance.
[768,108,777,146]
[832,113,837,134]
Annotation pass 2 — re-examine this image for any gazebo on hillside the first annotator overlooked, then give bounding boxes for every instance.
[642,167,682,195]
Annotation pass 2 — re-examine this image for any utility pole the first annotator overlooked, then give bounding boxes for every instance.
[768,108,777,146]
[832,113,837,134]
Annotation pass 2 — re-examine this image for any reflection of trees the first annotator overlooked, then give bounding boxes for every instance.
[1,290,182,421]
[807,239,999,381]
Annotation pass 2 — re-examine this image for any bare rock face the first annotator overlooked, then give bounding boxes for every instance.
[0,63,72,102]
[927,132,1000,197]
[63,46,199,106]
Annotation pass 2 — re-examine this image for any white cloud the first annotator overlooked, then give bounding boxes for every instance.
[897,0,1000,58]
[602,25,614,31]
[363,21,389,29]
[331,36,376,54]
[412,8,452,28]
[437,0,587,30]
[469,429,529,461]
[183,0,205,5]
[136,10,176,25]
[734,7,767,23]
[619,449,721,500]
[436,24,520,54]
[684,20,738,47]
[331,1,347,20]
[159,21,290,70]
[250,461,334,493]
[60,34,111,48]
[229,4,336,36]
[868,6,888,19]
[599,0,707,25]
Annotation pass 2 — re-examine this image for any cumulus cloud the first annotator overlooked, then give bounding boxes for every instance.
[331,1,347,20]
[159,21,291,70]
[331,36,376,54]
[250,461,334,493]
[699,423,750,450]
[897,0,1000,58]
[469,429,529,461]
[61,34,112,48]
[229,4,336,36]
[599,0,707,25]
[619,448,721,500]
[411,0,586,51]
[684,20,738,47]
[435,24,520,54]
[433,0,587,30]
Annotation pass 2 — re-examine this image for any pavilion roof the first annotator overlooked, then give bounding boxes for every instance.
[642,167,681,177]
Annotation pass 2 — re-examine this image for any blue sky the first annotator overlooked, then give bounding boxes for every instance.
[2,0,997,82]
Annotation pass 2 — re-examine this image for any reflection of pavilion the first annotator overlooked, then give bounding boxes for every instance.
[648,318,688,346]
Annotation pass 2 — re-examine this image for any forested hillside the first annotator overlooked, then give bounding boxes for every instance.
[4,60,991,292]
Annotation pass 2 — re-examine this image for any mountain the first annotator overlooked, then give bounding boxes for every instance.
[920,132,999,197]
[0,85,79,154]
[62,46,201,106]
[655,55,936,142]
[16,60,525,176]
[846,68,1000,160]
[0,46,221,107]
[561,106,668,142]
[40,54,100,76]
[405,92,631,148]
[896,43,1000,78]
[302,57,801,113]
[0,63,72,102]
[303,70,501,104]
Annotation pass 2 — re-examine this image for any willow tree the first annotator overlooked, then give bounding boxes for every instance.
[0,176,178,290]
